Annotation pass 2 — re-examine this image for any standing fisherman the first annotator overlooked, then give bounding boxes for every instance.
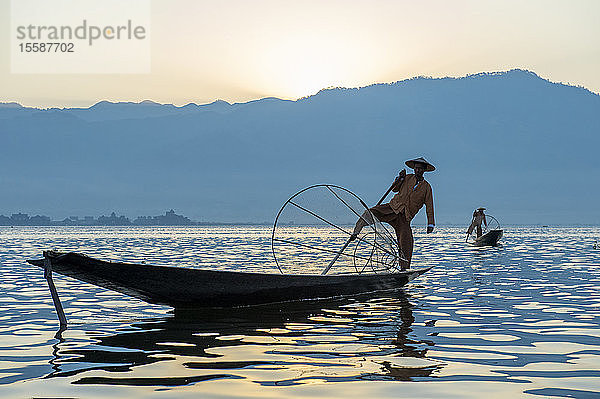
[351,157,436,269]
[466,207,487,241]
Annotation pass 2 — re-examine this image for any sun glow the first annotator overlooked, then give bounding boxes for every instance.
[3,0,600,107]
[254,30,384,99]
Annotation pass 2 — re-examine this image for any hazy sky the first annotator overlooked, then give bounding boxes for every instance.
[1,0,599,108]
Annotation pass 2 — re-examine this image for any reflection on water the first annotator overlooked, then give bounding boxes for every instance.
[48,293,437,387]
[0,226,599,398]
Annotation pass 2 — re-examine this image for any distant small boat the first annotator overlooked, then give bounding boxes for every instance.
[469,214,503,247]
[28,251,431,308]
[472,229,503,247]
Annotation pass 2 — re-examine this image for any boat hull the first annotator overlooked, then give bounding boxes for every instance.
[472,229,503,247]
[28,252,431,308]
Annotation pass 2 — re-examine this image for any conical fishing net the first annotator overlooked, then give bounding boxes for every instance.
[271,185,404,275]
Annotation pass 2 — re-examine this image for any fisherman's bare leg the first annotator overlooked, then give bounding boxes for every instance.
[476,225,482,238]
[467,222,475,235]
[350,210,375,240]
[393,214,413,270]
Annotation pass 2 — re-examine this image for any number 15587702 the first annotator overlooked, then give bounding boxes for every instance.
[19,42,74,52]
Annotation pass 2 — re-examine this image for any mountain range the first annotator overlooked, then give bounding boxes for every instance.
[1,69,599,224]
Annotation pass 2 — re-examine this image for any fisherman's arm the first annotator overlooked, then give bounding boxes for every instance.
[391,169,406,192]
[425,185,435,233]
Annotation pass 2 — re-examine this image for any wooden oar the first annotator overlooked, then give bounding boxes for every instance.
[321,172,403,275]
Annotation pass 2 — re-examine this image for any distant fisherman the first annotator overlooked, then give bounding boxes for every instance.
[351,157,436,269]
[466,207,487,241]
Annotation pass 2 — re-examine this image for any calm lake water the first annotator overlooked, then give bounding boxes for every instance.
[1,226,599,398]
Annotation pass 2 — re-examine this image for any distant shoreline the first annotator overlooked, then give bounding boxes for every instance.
[1,224,599,228]
[1,211,598,228]
[0,209,252,227]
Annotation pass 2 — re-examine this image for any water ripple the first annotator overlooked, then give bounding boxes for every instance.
[0,226,599,398]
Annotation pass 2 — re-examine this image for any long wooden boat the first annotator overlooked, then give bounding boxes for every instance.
[472,229,503,247]
[28,251,431,308]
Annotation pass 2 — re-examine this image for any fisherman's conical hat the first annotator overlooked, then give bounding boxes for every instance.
[405,157,435,172]
[477,207,486,211]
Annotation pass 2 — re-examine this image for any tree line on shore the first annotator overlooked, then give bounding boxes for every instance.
[0,209,203,226]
